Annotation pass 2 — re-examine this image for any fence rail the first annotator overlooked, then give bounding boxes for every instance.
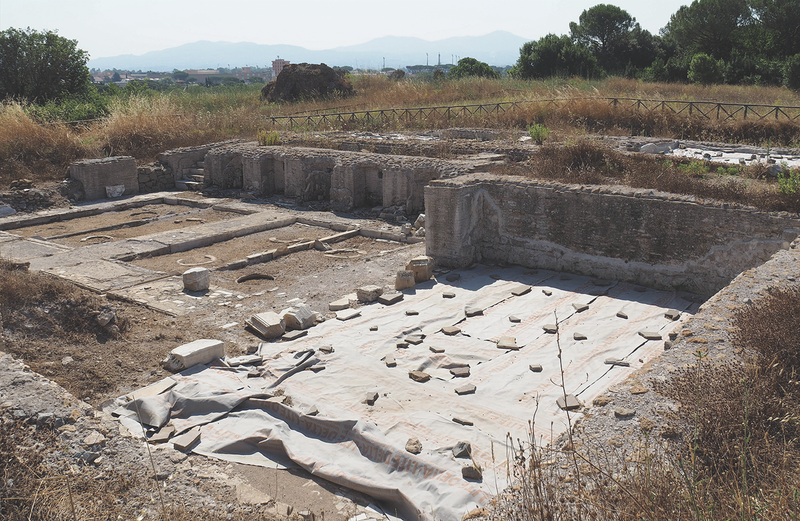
[261,97,800,129]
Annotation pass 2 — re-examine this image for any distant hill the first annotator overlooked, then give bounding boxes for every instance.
[87,31,530,71]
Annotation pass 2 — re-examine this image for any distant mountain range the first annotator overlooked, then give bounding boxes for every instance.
[87,31,530,72]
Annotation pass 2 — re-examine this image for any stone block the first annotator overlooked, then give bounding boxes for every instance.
[357,285,384,303]
[406,256,434,283]
[282,329,308,341]
[572,303,589,313]
[405,334,424,345]
[329,298,350,311]
[182,267,211,292]
[573,332,587,341]
[442,326,461,336]
[615,407,636,419]
[148,425,175,444]
[465,307,483,317]
[664,309,681,321]
[172,427,201,452]
[638,331,662,340]
[509,315,521,323]
[497,336,518,350]
[443,291,456,299]
[511,284,531,296]
[453,417,473,426]
[452,441,472,458]
[384,355,396,367]
[429,345,445,354]
[529,364,543,372]
[69,156,139,201]
[377,292,404,305]
[455,384,476,395]
[556,394,581,411]
[450,366,470,377]
[162,339,224,371]
[605,358,630,367]
[542,324,557,334]
[616,311,629,319]
[395,270,416,290]
[364,391,379,405]
[248,312,286,338]
[408,370,430,382]
[281,304,316,330]
[462,464,482,481]
[336,309,361,321]
[405,438,422,454]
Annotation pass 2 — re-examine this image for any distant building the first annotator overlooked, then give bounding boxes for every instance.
[184,69,220,83]
[272,58,290,77]
[235,67,270,81]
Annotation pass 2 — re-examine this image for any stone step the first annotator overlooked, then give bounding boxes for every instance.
[188,167,204,175]
[175,180,203,191]
[190,175,205,183]
[175,180,190,191]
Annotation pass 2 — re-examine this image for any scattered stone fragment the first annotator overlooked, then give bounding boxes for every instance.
[630,385,649,395]
[604,358,630,367]
[384,355,396,367]
[364,392,379,405]
[405,334,424,345]
[441,326,461,336]
[227,354,262,367]
[455,384,476,395]
[429,345,445,354]
[452,441,472,458]
[405,438,422,454]
[496,336,518,350]
[638,331,662,340]
[370,325,378,331]
[329,298,350,311]
[556,394,582,411]
[660,424,681,439]
[443,291,456,299]
[313,239,332,251]
[663,341,673,350]
[408,370,430,382]
[453,417,473,426]
[247,312,286,339]
[336,309,361,321]
[446,273,461,282]
[172,427,201,452]
[614,407,636,419]
[377,292,404,305]
[183,267,210,292]
[319,345,334,354]
[96,310,116,327]
[356,285,384,303]
[465,307,483,317]
[511,284,532,296]
[450,366,470,377]
[162,339,225,371]
[529,364,543,372]
[664,309,682,321]
[462,464,483,481]
[406,256,434,283]
[282,329,308,341]
[405,309,419,316]
[593,396,612,406]
[281,304,317,330]
[509,315,521,323]
[83,431,107,446]
[395,270,416,290]
[305,406,319,416]
[616,311,628,319]
[542,289,553,296]
[572,303,589,313]
[149,425,176,444]
[573,332,587,341]
[61,356,73,366]
[542,324,557,334]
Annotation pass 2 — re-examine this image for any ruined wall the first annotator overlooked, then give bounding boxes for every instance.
[158,141,240,183]
[138,163,174,193]
[425,174,800,295]
[69,156,138,200]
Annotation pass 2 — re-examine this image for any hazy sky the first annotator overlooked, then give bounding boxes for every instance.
[1,0,688,59]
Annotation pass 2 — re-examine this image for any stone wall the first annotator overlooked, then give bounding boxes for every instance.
[158,141,240,183]
[138,163,174,193]
[425,174,800,295]
[68,156,138,201]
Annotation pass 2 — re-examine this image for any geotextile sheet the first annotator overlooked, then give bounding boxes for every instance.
[114,265,698,521]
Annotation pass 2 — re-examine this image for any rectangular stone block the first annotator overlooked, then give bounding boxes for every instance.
[69,156,139,201]
[162,339,225,371]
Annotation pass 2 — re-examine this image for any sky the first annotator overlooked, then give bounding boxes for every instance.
[1,0,689,60]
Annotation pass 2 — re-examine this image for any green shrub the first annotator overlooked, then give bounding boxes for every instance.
[527,123,550,145]
[777,163,800,194]
[257,129,280,146]
[784,53,800,91]
[688,53,724,85]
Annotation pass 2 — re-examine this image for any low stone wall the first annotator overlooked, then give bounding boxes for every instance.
[425,174,800,295]
[158,141,240,183]
[68,156,138,201]
[138,163,174,193]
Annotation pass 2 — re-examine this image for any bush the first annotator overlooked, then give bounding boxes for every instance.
[527,123,550,144]
[688,53,724,85]
[784,53,800,91]
[257,129,280,146]
[448,57,500,80]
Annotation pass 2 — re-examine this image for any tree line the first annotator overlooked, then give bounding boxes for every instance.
[510,0,800,89]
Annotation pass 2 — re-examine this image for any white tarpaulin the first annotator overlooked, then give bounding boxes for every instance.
[114,265,698,521]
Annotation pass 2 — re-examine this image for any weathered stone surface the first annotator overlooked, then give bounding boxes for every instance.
[450,366,470,377]
[465,307,483,317]
[462,464,483,481]
[542,324,558,334]
[261,63,355,103]
[442,326,461,336]
[148,425,175,444]
[356,284,384,303]
[639,331,662,340]
[235,483,272,505]
[556,394,582,411]
[573,332,587,341]
[83,431,107,446]
[408,370,430,382]
[377,292,404,305]
[529,364,543,372]
[615,407,636,419]
[395,270,416,290]
[248,312,286,338]
[405,438,422,454]
[453,441,472,458]
[455,383,476,395]
[496,336,518,350]
[162,339,225,371]
[406,256,434,283]
[414,213,426,228]
[630,385,649,395]
[69,156,138,201]
[329,298,350,311]
[182,267,210,292]
[281,304,316,330]
[593,395,612,406]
